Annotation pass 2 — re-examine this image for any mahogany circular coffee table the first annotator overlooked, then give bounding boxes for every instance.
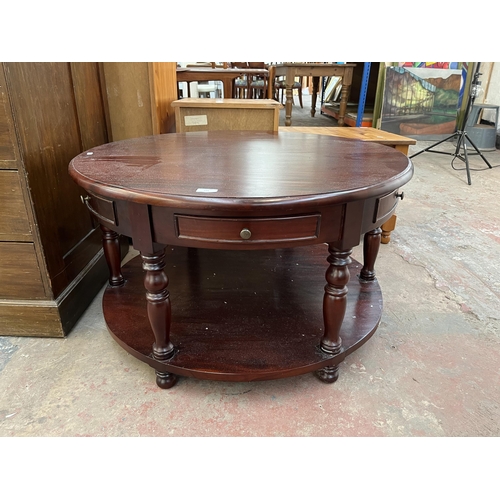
[69,131,413,389]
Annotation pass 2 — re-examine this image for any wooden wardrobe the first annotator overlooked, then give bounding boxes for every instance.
[0,62,127,337]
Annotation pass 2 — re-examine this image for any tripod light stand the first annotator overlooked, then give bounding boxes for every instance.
[409,62,493,185]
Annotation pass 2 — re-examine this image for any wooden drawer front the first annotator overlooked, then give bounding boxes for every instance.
[0,242,46,299]
[0,170,32,239]
[373,190,399,223]
[83,193,117,226]
[176,214,321,244]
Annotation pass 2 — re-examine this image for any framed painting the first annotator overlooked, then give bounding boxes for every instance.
[380,65,464,139]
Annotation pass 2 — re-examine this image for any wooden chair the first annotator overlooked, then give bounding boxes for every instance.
[247,62,269,99]
[231,62,268,99]
[230,62,250,98]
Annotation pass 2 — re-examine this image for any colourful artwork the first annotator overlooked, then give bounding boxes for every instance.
[399,62,461,70]
[380,66,463,138]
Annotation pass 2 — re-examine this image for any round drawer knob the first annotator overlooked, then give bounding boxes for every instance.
[396,192,404,200]
[240,228,252,240]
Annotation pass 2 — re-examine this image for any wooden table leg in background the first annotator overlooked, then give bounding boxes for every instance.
[311,76,319,118]
[337,83,350,126]
[312,76,349,125]
[284,77,293,126]
[223,78,234,100]
[267,65,275,100]
[381,215,397,244]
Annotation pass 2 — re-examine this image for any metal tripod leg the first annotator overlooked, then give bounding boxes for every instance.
[456,132,493,185]
[409,133,459,159]
[462,132,494,168]
[461,139,472,185]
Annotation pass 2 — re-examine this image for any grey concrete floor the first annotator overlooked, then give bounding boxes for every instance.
[1,98,500,438]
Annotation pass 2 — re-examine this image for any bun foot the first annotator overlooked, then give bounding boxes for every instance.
[155,371,178,389]
[109,276,125,287]
[315,365,339,384]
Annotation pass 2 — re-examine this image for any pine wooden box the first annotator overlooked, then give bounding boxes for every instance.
[172,98,282,133]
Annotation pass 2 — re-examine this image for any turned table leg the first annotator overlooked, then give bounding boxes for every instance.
[311,76,319,118]
[316,244,352,383]
[101,225,125,287]
[360,227,382,281]
[285,81,293,126]
[337,83,349,126]
[142,248,178,389]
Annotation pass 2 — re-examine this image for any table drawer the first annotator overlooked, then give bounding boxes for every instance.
[176,214,321,244]
[373,189,400,223]
[82,192,117,226]
[0,242,46,299]
[0,170,32,239]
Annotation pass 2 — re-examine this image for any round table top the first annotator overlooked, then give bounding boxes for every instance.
[69,131,413,209]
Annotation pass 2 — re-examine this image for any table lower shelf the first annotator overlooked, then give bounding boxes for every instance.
[103,245,383,383]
